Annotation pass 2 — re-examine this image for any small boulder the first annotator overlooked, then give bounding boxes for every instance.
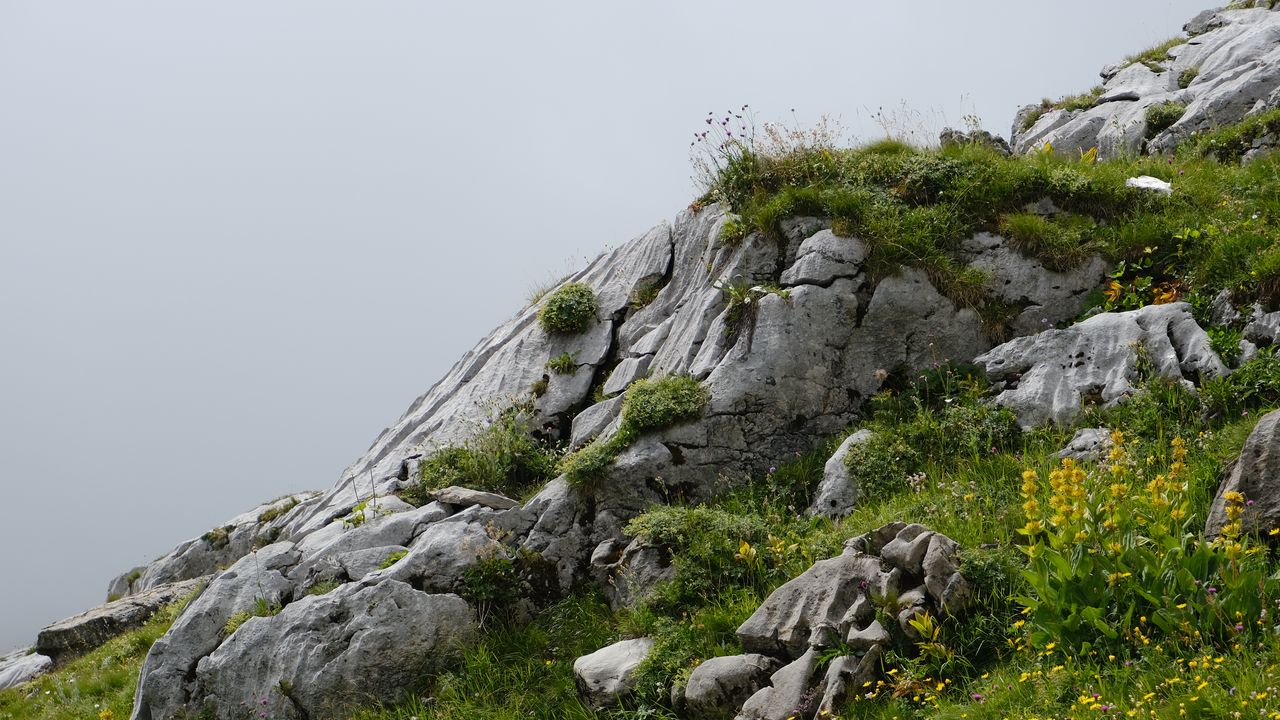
[36,577,207,663]
[1207,408,1280,537]
[431,486,519,510]
[0,649,52,690]
[1057,428,1113,462]
[682,653,781,720]
[573,637,654,708]
[808,430,873,518]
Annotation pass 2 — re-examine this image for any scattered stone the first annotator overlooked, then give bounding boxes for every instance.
[1126,176,1173,195]
[682,654,781,720]
[808,429,873,517]
[1058,428,1114,462]
[573,637,654,708]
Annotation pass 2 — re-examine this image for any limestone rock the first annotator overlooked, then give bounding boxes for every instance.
[737,551,888,659]
[682,654,781,720]
[592,538,675,610]
[195,581,473,720]
[0,648,52,690]
[815,645,882,717]
[431,485,519,510]
[976,302,1225,427]
[808,430,873,518]
[1012,8,1280,158]
[36,577,207,663]
[573,637,654,708]
[1058,427,1114,462]
[735,648,819,720]
[132,543,301,720]
[1207,408,1280,537]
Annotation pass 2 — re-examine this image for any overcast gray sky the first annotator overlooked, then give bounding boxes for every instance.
[0,1,1212,652]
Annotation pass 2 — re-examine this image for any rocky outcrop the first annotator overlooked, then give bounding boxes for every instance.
[1057,427,1114,462]
[1012,7,1280,157]
[36,577,207,664]
[195,582,473,720]
[976,302,1225,427]
[1207,408,1280,537]
[698,523,972,720]
[108,492,319,599]
[0,648,52,691]
[573,637,654,708]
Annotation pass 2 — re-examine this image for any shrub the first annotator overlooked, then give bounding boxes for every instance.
[1202,348,1280,417]
[402,408,558,504]
[619,375,710,435]
[544,352,576,375]
[459,554,520,627]
[629,278,666,309]
[379,550,408,569]
[537,282,597,334]
[1145,102,1187,138]
[559,375,709,489]
[1016,435,1279,654]
[1178,66,1199,89]
[845,433,922,499]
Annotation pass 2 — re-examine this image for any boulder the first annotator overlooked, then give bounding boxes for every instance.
[976,302,1225,427]
[193,581,473,720]
[815,645,882,717]
[734,647,820,720]
[431,485,519,510]
[573,637,654,708]
[36,577,208,663]
[1058,427,1114,462]
[0,648,52,690]
[592,538,675,610]
[808,429,873,518]
[1207,408,1280,537]
[682,654,781,720]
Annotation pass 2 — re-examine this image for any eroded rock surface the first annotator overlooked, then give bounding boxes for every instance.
[1012,7,1280,157]
[1207,408,1280,537]
[36,577,207,663]
[976,302,1225,427]
[573,637,654,708]
[0,649,52,691]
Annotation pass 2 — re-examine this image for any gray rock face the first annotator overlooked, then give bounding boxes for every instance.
[36,577,208,663]
[808,429,873,518]
[194,581,473,720]
[591,537,675,610]
[109,492,319,599]
[735,647,820,720]
[1207,408,1280,537]
[1011,8,1280,157]
[682,654,781,720]
[976,302,1225,427]
[573,637,654,708]
[0,648,52,690]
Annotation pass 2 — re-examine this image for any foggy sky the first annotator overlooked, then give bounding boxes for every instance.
[0,1,1212,652]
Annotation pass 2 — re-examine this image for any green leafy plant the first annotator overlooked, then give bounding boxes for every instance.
[222,597,282,638]
[379,550,408,570]
[537,282,597,334]
[459,554,520,628]
[1178,66,1199,89]
[1015,434,1279,654]
[544,352,577,375]
[1145,102,1187,138]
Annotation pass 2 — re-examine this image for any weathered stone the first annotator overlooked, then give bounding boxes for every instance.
[683,654,781,720]
[846,619,891,651]
[0,649,52,690]
[1012,9,1280,158]
[573,637,654,708]
[195,581,473,720]
[336,545,409,580]
[778,229,867,287]
[939,127,1011,155]
[132,543,301,720]
[570,396,624,450]
[602,356,653,396]
[737,551,886,659]
[976,303,1225,427]
[1207,408,1280,537]
[1058,427,1114,462]
[371,518,502,592]
[594,538,675,610]
[735,647,819,720]
[815,645,882,717]
[808,430,873,518]
[431,485,519,510]
[881,524,935,576]
[37,577,207,663]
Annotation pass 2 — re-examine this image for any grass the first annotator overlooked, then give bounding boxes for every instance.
[0,584,203,720]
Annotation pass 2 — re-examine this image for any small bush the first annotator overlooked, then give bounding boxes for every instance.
[620,375,710,436]
[1178,66,1199,89]
[718,216,749,244]
[379,550,408,570]
[1145,102,1187,138]
[459,554,520,627]
[845,434,922,499]
[537,282,597,334]
[629,279,666,309]
[402,409,558,504]
[556,435,623,488]
[1202,348,1280,417]
[544,352,576,375]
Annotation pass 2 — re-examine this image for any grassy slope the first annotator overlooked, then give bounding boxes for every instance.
[0,588,200,720]
[11,122,1280,720]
